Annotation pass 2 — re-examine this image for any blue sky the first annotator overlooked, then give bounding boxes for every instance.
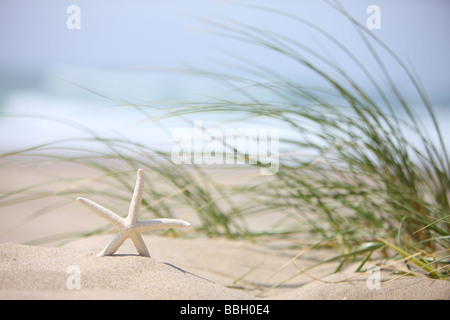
[0,0,449,151]
[1,0,449,97]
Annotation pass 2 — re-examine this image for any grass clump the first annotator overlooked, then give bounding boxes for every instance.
[154,2,450,280]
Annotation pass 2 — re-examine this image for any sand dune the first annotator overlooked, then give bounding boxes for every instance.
[0,164,448,300]
[0,236,448,300]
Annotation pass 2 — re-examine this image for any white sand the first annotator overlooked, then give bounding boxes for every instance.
[0,241,251,300]
[0,235,448,300]
[0,163,448,300]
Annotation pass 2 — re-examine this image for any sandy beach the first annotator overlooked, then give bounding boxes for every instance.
[0,235,449,300]
[0,163,449,300]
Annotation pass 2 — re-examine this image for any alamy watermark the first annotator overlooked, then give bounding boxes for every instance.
[66,265,81,290]
[170,121,279,175]
[366,265,381,290]
[367,4,381,30]
[66,5,81,30]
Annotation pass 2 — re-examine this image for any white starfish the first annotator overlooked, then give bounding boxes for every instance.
[77,168,190,257]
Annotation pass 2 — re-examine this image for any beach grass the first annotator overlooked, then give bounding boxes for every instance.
[0,1,448,295]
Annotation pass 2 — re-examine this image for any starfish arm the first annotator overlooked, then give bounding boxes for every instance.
[130,233,151,257]
[126,168,144,225]
[136,218,191,232]
[77,197,125,228]
[97,230,128,257]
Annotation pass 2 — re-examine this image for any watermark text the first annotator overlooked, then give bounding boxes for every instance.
[171,121,279,175]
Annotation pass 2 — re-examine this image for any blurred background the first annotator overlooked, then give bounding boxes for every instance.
[0,0,449,153]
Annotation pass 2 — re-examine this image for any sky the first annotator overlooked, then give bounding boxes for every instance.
[1,1,449,93]
[0,0,449,151]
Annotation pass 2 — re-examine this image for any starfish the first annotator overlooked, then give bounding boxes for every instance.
[77,168,190,257]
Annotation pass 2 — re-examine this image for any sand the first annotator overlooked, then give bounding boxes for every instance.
[0,163,449,300]
[0,235,448,300]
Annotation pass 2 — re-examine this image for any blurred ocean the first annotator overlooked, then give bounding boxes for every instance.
[0,65,448,159]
